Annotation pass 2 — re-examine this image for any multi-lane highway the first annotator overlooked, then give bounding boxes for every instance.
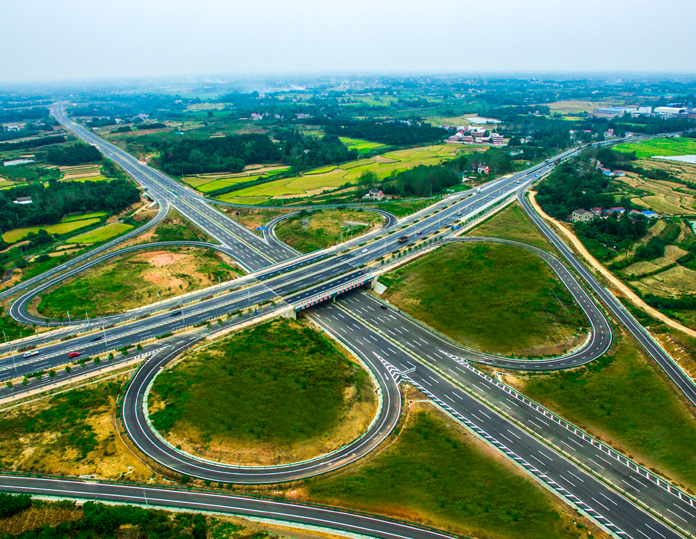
[308,298,694,539]
[1,110,694,539]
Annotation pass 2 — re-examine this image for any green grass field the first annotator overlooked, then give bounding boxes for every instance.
[524,331,696,491]
[380,243,586,356]
[466,202,555,251]
[70,223,133,244]
[149,319,370,447]
[216,144,479,205]
[3,217,101,243]
[275,209,383,253]
[36,247,236,318]
[309,409,586,539]
[613,137,696,159]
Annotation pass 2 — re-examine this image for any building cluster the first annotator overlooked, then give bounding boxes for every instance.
[445,125,505,146]
[571,206,659,223]
[593,106,696,120]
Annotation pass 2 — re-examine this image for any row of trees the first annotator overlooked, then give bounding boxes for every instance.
[156,133,281,175]
[155,131,359,176]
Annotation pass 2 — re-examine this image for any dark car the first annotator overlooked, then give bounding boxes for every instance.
[91,335,103,342]
[380,305,388,310]
[170,310,182,317]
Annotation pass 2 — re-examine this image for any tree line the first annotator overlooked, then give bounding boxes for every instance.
[319,118,448,146]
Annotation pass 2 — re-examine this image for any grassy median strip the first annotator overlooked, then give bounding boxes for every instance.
[520,329,696,492]
[379,243,587,357]
[308,406,594,539]
[148,318,377,465]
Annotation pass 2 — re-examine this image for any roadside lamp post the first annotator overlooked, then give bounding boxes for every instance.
[66,311,71,324]
[2,330,6,343]
[85,311,90,324]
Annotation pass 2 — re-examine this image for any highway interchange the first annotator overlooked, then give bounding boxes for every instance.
[0,109,693,538]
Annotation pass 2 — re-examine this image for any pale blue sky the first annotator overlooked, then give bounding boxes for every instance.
[1,0,694,83]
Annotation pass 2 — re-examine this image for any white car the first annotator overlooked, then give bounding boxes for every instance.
[361,248,368,253]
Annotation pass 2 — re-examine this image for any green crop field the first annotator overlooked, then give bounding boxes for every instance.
[524,331,696,491]
[466,202,555,251]
[3,217,101,243]
[59,175,108,183]
[309,409,586,539]
[216,143,481,205]
[380,243,587,357]
[275,209,383,253]
[339,137,386,153]
[149,319,372,450]
[614,137,696,159]
[70,223,133,244]
[61,211,107,223]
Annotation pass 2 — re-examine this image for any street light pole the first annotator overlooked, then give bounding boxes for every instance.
[85,310,89,325]
[66,311,71,324]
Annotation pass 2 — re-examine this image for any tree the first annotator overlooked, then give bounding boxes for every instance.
[136,343,143,351]
[21,378,28,386]
[94,357,100,366]
[49,370,56,383]
[5,381,12,389]
[65,366,71,374]
[108,352,114,361]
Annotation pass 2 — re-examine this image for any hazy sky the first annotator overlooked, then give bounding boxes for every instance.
[2,0,695,83]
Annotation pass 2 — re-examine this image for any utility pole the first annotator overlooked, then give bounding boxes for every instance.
[66,311,71,324]
[85,311,89,324]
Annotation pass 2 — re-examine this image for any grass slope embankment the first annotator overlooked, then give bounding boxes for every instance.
[308,405,598,539]
[148,319,377,465]
[466,201,555,251]
[275,209,383,253]
[35,247,239,318]
[520,329,696,492]
[380,243,587,357]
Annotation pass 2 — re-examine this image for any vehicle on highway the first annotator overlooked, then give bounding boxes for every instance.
[457,211,461,215]
[398,235,409,243]
[91,335,103,342]
[170,311,182,317]
[475,187,481,193]
[380,305,388,310]
[23,350,39,358]
[68,351,80,359]
[361,248,368,253]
